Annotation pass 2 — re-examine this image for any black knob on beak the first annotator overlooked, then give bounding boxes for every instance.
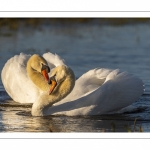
[48,76,56,85]
[48,79,52,84]
[41,64,50,73]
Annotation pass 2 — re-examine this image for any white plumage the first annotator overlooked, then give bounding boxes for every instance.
[1,52,144,116]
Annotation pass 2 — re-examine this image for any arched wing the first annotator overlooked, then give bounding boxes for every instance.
[89,70,145,115]
[61,68,113,102]
[1,53,39,103]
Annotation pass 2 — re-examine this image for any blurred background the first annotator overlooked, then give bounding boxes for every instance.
[1,18,150,89]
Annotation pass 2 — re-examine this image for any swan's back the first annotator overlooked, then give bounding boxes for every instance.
[75,68,113,94]
[52,69,144,116]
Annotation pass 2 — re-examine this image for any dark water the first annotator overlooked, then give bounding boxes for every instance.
[1,21,150,132]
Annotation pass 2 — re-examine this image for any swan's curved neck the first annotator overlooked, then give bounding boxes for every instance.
[27,64,49,91]
[31,69,75,116]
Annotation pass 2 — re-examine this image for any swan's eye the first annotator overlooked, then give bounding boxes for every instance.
[48,74,56,84]
[41,63,50,73]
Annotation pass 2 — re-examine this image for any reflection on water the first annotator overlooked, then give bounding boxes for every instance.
[1,19,150,132]
[0,97,150,132]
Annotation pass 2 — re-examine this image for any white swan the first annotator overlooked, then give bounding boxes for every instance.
[1,52,144,116]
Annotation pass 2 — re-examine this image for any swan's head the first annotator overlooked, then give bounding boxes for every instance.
[27,55,75,98]
[48,65,75,95]
[28,54,50,82]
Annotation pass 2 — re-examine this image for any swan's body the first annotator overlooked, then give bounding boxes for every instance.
[1,52,144,116]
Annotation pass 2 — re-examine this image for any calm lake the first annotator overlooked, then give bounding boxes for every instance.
[0,19,150,132]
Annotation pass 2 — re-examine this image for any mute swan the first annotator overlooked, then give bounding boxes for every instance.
[1,52,144,116]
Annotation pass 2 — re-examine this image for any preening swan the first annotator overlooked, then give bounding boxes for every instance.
[1,52,144,116]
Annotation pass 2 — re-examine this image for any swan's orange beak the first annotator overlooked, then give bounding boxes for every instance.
[42,69,49,82]
[49,80,57,95]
